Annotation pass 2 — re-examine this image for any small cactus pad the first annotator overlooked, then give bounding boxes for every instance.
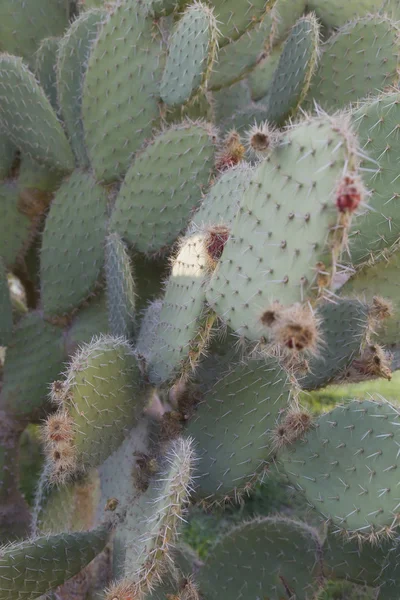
[0,260,12,346]
[144,233,212,385]
[0,0,69,66]
[304,16,400,113]
[0,183,32,268]
[82,1,165,182]
[160,2,218,106]
[0,526,110,600]
[40,170,108,317]
[0,312,65,419]
[206,114,359,342]
[307,0,383,28]
[121,437,195,594]
[264,15,320,125]
[299,299,370,390]
[105,233,136,340]
[279,399,400,538]
[57,8,106,167]
[192,162,252,229]
[0,55,74,172]
[186,356,292,498]
[110,123,216,255]
[34,37,60,112]
[323,530,389,587]
[44,336,146,480]
[197,517,323,600]
[349,92,400,264]
[341,249,400,346]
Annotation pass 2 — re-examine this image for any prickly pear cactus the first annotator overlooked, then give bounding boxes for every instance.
[1,1,400,599]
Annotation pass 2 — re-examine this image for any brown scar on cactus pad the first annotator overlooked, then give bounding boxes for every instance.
[272,407,313,451]
[204,225,230,265]
[371,295,394,322]
[260,301,283,326]
[348,344,392,381]
[263,303,322,356]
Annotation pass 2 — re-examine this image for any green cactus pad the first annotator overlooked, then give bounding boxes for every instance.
[0,526,110,600]
[299,299,370,390]
[41,170,108,317]
[65,294,110,355]
[96,420,152,579]
[17,155,63,196]
[210,0,274,45]
[34,37,60,112]
[221,102,270,135]
[381,0,400,20]
[110,123,216,255]
[160,3,218,106]
[123,437,195,589]
[268,0,308,46]
[208,0,306,90]
[208,17,272,91]
[0,0,69,67]
[0,312,65,419]
[307,0,382,28]
[0,260,12,346]
[82,1,165,182]
[212,80,252,127]
[279,399,400,537]
[323,530,389,587]
[186,356,292,498]
[304,16,400,113]
[0,55,74,172]
[375,544,400,599]
[341,249,400,347]
[349,92,400,264]
[248,45,281,101]
[33,470,100,535]
[144,233,211,385]
[0,132,16,180]
[49,336,147,477]
[206,114,358,342]
[264,15,320,125]
[192,163,252,229]
[198,517,323,599]
[57,8,107,167]
[0,183,32,268]
[105,233,136,340]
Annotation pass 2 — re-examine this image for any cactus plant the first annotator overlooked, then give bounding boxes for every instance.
[2,1,400,599]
